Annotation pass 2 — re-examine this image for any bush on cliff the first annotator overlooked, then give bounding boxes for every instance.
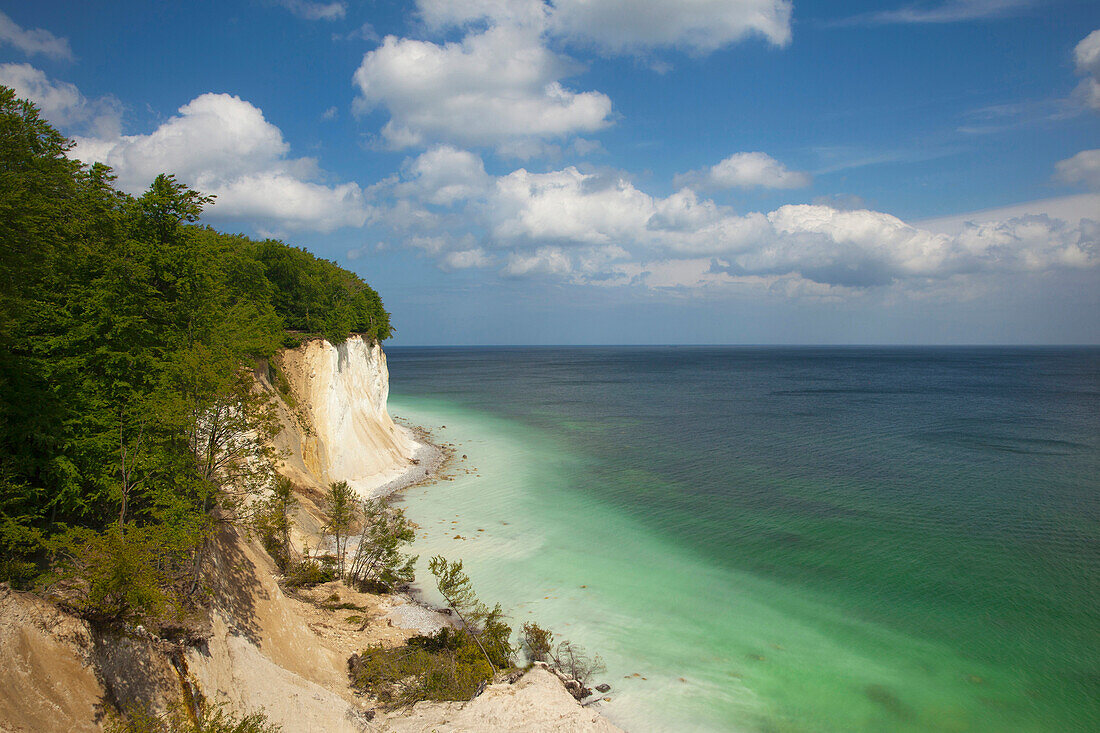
[348,630,494,707]
[253,476,297,573]
[107,701,280,733]
[521,621,554,663]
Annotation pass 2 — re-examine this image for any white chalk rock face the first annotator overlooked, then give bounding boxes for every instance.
[279,335,418,497]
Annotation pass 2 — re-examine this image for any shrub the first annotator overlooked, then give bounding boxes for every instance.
[349,632,493,708]
[521,622,554,663]
[0,515,44,588]
[282,557,337,589]
[427,555,514,672]
[407,627,464,654]
[46,523,197,625]
[106,701,280,733]
[345,499,417,592]
[253,477,297,573]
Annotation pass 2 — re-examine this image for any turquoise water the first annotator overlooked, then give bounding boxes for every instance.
[386,347,1100,732]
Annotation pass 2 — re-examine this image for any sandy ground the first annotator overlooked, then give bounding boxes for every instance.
[186,522,622,733]
[0,586,105,733]
[379,668,622,733]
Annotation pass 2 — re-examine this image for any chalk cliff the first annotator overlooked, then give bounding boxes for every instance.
[265,335,420,500]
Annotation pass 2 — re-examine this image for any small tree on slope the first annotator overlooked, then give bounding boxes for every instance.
[345,498,417,592]
[428,555,513,673]
[323,480,356,577]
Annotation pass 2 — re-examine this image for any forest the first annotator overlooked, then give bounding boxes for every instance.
[0,85,392,622]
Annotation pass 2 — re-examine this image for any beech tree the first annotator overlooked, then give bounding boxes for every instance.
[0,86,394,626]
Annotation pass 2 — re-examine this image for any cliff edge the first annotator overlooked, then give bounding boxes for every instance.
[266,335,421,500]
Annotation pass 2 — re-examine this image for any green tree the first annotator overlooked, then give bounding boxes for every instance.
[345,499,417,592]
[521,621,554,663]
[0,86,394,628]
[427,555,514,672]
[254,476,298,572]
[323,481,356,577]
[136,174,214,246]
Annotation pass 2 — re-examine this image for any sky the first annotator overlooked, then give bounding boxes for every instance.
[1,0,1098,345]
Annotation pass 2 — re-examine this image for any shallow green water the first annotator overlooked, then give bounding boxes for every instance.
[387,347,1100,732]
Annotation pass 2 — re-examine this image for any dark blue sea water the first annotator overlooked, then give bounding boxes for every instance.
[387,347,1100,732]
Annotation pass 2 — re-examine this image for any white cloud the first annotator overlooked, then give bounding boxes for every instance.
[1074,29,1100,111]
[441,248,493,270]
[834,0,1032,27]
[502,246,574,276]
[1078,30,1100,76]
[396,146,492,205]
[490,167,654,245]
[418,0,548,30]
[417,0,792,53]
[377,161,1098,293]
[1055,149,1100,190]
[547,0,791,53]
[0,63,121,137]
[675,152,811,190]
[916,193,1100,233]
[276,0,346,21]
[71,92,368,232]
[355,1,792,153]
[353,25,612,151]
[0,10,72,59]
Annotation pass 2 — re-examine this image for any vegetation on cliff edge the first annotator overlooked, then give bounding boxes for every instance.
[0,85,391,624]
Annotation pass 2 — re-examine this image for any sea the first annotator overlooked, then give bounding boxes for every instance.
[384,346,1099,733]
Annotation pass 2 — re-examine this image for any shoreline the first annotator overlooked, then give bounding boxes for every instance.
[365,413,625,731]
[365,416,458,634]
[367,420,449,499]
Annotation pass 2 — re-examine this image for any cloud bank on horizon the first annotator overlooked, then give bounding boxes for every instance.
[1,0,1097,337]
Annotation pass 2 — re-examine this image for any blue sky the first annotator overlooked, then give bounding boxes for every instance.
[2,0,1098,344]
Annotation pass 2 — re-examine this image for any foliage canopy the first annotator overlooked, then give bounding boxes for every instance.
[0,86,392,624]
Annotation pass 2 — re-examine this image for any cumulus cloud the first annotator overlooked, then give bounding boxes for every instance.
[353,25,612,151]
[375,160,1099,293]
[675,152,811,190]
[1055,149,1100,190]
[355,1,793,153]
[0,10,72,59]
[1074,29,1100,111]
[71,92,368,231]
[417,0,792,53]
[0,63,121,137]
[276,0,346,21]
[395,146,492,205]
[490,167,654,245]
